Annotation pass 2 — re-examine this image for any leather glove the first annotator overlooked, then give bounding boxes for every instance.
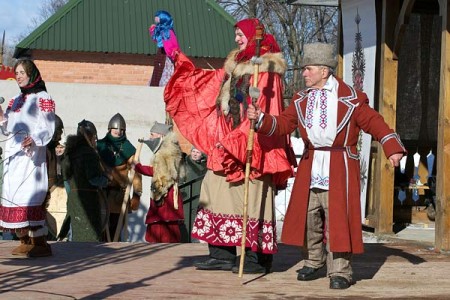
[130,194,140,211]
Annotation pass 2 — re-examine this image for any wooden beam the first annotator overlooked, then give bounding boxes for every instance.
[336,4,343,78]
[436,0,450,252]
[392,0,416,59]
[373,0,400,234]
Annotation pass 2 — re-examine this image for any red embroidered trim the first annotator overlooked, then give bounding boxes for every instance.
[38,98,55,112]
[7,98,14,109]
[0,205,46,224]
[191,208,278,254]
[8,96,26,112]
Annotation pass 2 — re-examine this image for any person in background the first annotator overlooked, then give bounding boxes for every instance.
[0,59,55,257]
[61,120,108,242]
[134,122,184,243]
[247,42,406,289]
[45,114,65,240]
[180,146,207,242]
[47,114,64,189]
[55,137,66,178]
[97,113,142,241]
[148,10,180,87]
[164,18,295,274]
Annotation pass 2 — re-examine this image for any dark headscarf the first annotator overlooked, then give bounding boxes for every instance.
[14,59,47,95]
[234,18,281,62]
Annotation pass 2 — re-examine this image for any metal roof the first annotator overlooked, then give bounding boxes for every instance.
[15,0,236,58]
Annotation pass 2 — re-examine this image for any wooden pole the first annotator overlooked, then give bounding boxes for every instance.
[238,24,264,278]
[373,0,399,234]
[435,0,450,251]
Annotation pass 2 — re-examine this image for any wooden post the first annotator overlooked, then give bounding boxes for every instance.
[435,0,450,252]
[373,0,400,234]
[336,4,343,78]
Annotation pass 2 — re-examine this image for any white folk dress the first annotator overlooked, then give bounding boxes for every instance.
[0,91,55,229]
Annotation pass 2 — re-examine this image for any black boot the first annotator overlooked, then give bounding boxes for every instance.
[194,257,235,270]
[194,244,236,271]
[232,250,272,274]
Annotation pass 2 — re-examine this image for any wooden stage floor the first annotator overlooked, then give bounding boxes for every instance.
[1,240,450,299]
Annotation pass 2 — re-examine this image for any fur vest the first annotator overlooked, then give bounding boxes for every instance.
[150,132,185,201]
[217,49,287,126]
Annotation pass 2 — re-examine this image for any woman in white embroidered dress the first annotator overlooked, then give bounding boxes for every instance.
[0,59,55,257]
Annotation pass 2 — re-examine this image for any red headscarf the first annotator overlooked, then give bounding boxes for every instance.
[234,18,281,62]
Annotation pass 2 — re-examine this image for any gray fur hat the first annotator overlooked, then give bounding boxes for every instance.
[150,121,172,136]
[300,42,337,69]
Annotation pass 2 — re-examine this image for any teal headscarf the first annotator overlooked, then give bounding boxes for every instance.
[97,133,136,167]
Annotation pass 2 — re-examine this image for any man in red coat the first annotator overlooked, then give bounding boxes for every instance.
[247,43,406,289]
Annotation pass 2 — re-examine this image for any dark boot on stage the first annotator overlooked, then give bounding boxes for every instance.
[194,257,235,270]
[27,227,52,258]
[27,236,52,258]
[296,265,325,281]
[232,250,272,274]
[194,244,236,271]
[11,235,33,256]
[329,276,352,289]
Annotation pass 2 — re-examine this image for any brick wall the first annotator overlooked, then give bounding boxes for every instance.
[31,50,225,86]
[33,50,154,86]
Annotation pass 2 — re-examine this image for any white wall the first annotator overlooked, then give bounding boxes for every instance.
[0,81,167,242]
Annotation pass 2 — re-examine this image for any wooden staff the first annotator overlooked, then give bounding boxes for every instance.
[239,25,264,278]
[113,138,144,242]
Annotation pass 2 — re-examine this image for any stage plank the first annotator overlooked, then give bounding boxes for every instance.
[1,241,449,299]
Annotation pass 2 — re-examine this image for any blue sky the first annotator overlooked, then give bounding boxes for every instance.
[0,0,42,45]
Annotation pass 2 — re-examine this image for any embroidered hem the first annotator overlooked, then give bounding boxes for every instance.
[191,208,278,254]
[0,205,46,229]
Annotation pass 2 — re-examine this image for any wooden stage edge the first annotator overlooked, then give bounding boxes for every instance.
[1,241,450,299]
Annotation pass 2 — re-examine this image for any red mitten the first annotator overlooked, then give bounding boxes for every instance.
[130,194,140,211]
[163,29,180,60]
[149,24,156,40]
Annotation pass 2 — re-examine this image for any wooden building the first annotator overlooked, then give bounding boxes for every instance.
[372,0,449,252]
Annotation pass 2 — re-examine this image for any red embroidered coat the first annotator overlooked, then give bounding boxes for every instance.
[258,77,406,254]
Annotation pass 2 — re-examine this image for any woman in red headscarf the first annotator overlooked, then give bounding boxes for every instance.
[164,18,295,274]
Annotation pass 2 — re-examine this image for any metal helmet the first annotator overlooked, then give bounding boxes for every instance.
[77,119,97,138]
[108,113,126,131]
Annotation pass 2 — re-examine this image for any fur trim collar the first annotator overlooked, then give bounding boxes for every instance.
[224,49,287,76]
[218,50,287,115]
[151,132,184,201]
